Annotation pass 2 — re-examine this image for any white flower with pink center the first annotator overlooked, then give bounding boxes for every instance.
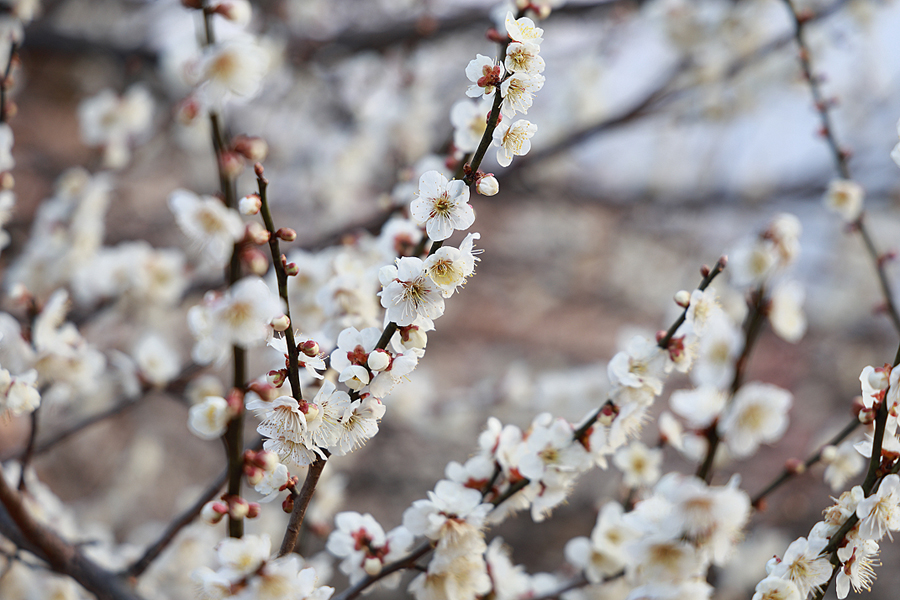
[410,171,474,242]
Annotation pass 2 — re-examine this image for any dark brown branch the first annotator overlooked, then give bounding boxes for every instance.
[278,457,327,557]
[751,417,860,508]
[331,540,433,600]
[0,463,144,600]
[124,468,228,579]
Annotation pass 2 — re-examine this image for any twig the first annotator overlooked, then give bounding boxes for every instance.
[278,456,327,557]
[17,406,39,491]
[696,285,768,484]
[0,463,144,600]
[124,468,228,578]
[331,540,433,600]
[751,417,860,508]
[658,257,727,350]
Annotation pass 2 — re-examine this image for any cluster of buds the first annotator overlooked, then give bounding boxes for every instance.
[202,494,261,525]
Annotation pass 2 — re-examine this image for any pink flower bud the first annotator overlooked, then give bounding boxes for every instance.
[276,227,297,242]
[220,151,245,179]
[239,193,261,215]
[229,497,250,519]
[268,369,287,387]
[246,502,261,519]
[225,389,244,413]
[282,495,294,513]
[242,246,269,276]
[248,380,278,400]
[299,339,320,358]
[284,262,300,277]
[232,135,268,161]
[271,314,291,332]
[201,500,227,524]
[674,290,691,308]
[246,221,270,245]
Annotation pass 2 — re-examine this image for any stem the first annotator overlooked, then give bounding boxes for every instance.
[0,464,142,600]
[17,406,40,491]
[278,457,327,557]
[751,417,860,508]
[696,285,767,484]
[331,541,433,600]
[256,172,303,404]
[658,256,727,349]
[125,468,228,578]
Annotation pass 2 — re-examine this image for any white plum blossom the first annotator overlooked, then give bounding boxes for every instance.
[669,385,726,429]
[450,99,491,153]
[768,536,832,598]
[492,118,537,167]
[608,335,668,399]
[835,538,879,598]
[0,367,41,416]
[856,473,900,540]
[194,39,271,104]
[824,178,864,222]
[718,382,792,458]
[564,501,638,582]
[326,512,413,586]
[613,441,662,488]
[505,11,544,45]
[78,84,154,169]
[169,188,244,269]
[217,534,271,578]
[821,440,865,491]
[500,72,545,118]
[133,333,180,387]
[403,480,493,540]
[752,576,801,600]
[379,257,445,327]
[188,396,235,440]
[768,280,806,343]
[505,41,544,75]
[423,233,481,298]
[684,288,720,336]
[410,171,475,241]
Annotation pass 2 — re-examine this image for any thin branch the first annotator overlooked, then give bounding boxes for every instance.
[17,406,39,491]
[124,468,228,579]
[331,540,433,600]
[658,257,727,350]
[751,417,860,508]
[278,456,327,557]
[0,463,144,600]
[696,285,768,484]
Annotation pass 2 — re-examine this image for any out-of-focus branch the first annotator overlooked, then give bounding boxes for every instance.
[0,463,144,600]
[124,468,228,579]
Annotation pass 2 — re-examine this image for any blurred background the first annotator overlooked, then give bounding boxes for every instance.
[4,0,900,598]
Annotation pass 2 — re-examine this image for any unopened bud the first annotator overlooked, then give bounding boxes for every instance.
[257,450,279,472]
[868,368,890,391]
[820,445,838,463]
[242,246,269,275]
[597,402,619,427]
[271,314,290,332]
[304,403,320,421]
[276,227,297,242]
[225,389,244,413]
[401,325,427,350]
[248,380,278,400]
[367,349,391,372]
[282,495,294,513]
[239,193,261,215]
[284,262,299,277]
[232,134,268,161]
[267,369,287,387]
[247,221,270,244]
[229,497,250,520]
[299,339,320,357]
[220,151,245,179]
[700,264,711,277]
[674,290,691,308]
[176,96,201,124]
[363,557,382,576]
[785,458,805,474]
[246,466,263,486]
[200,500,227,524]
[254,162,265,178]
[486,27,507,43]
[476,174,499,196]
[246,502,261,518]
